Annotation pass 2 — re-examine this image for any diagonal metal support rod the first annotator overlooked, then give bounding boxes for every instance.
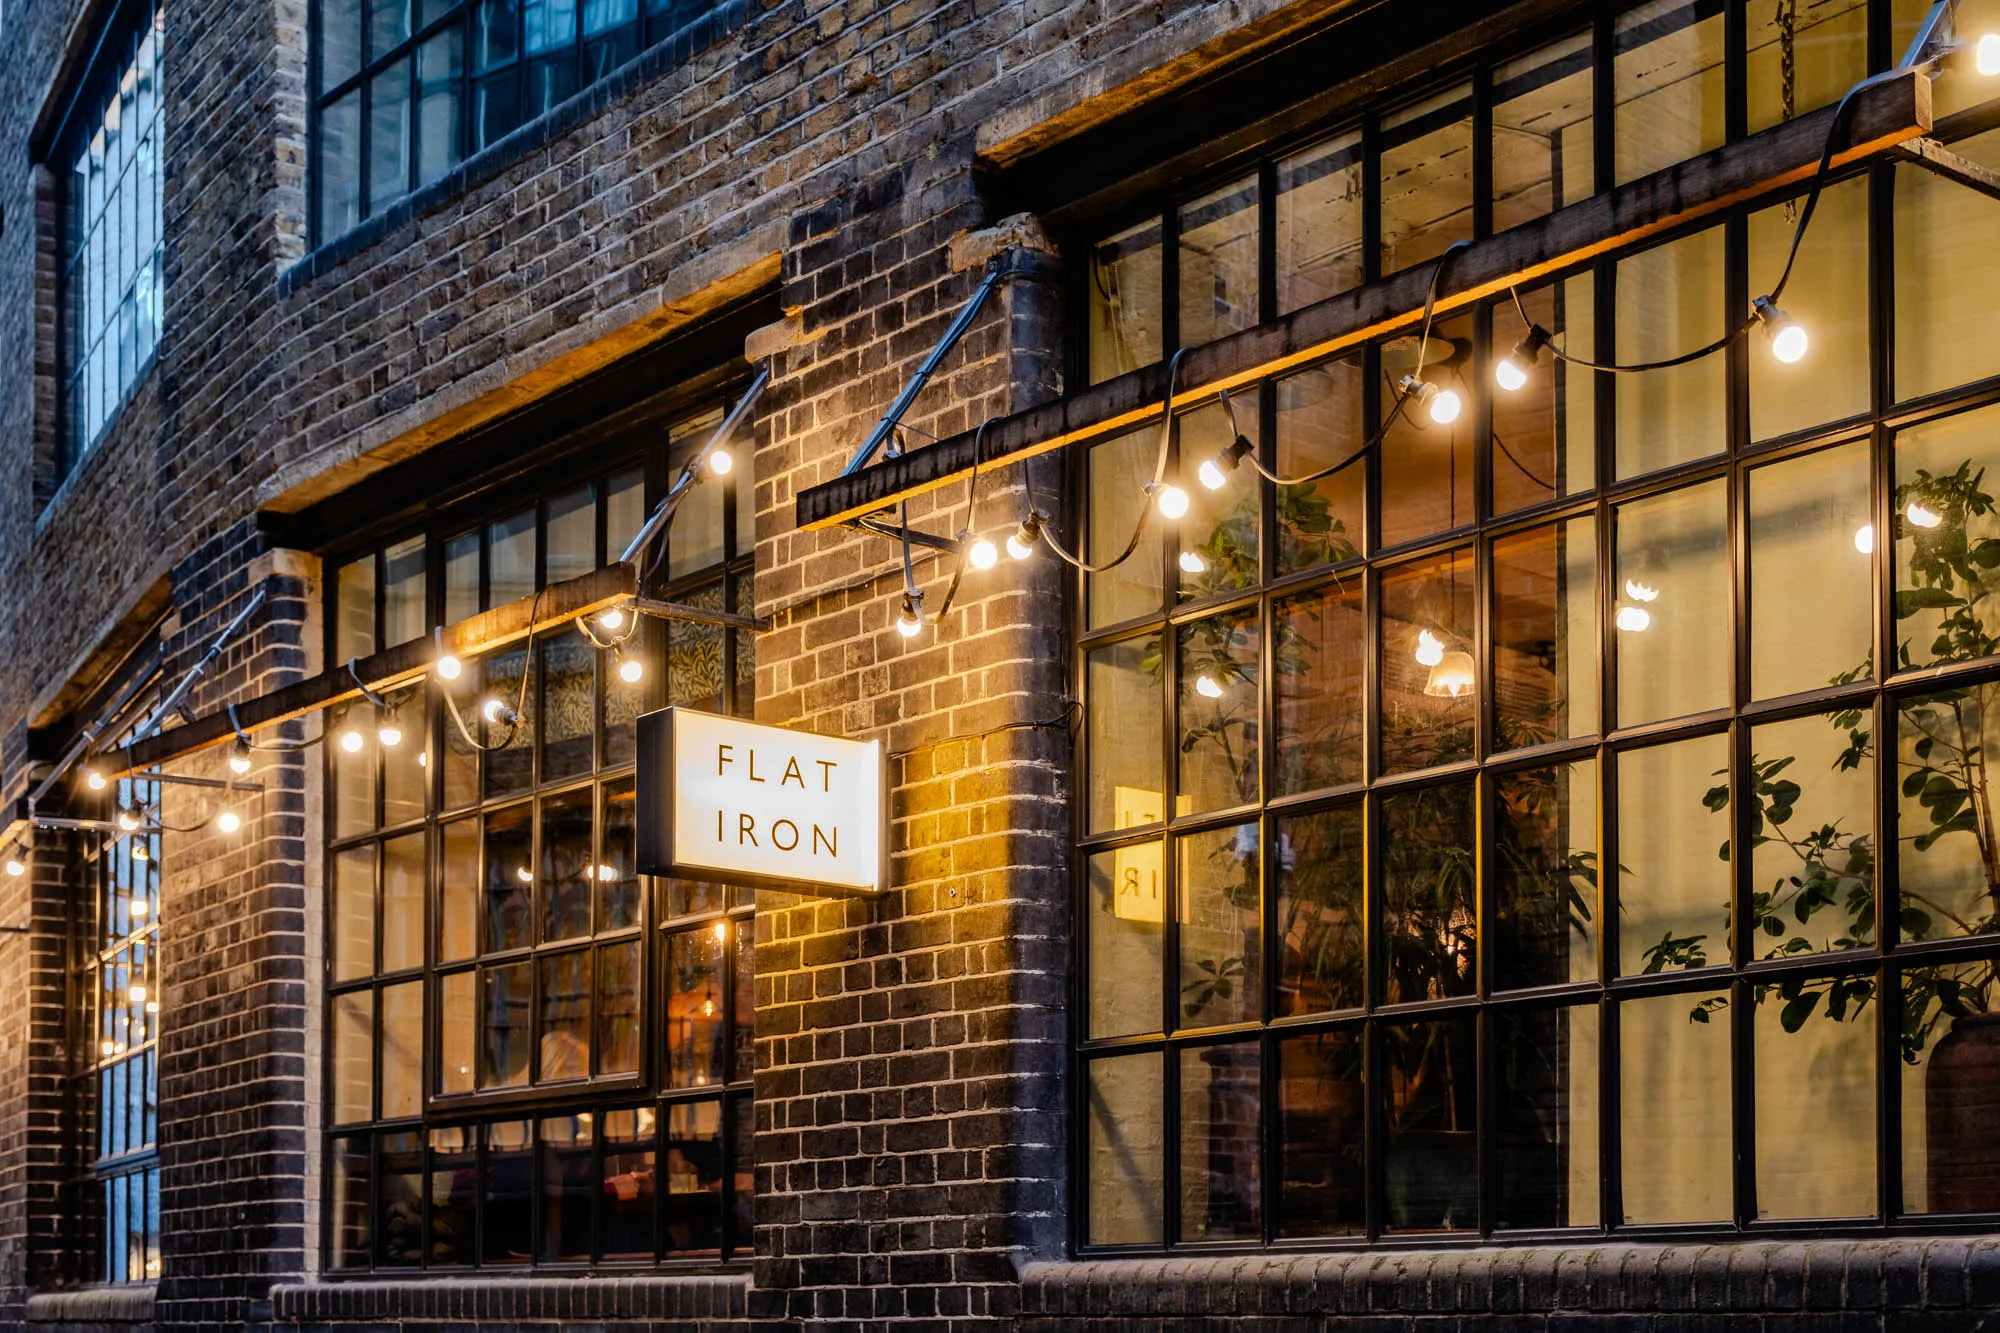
[852,517,965,554]
[619,368,771,570]
[1890,135,2000,202]
[840,266,1009,477]
[630,596,771,633]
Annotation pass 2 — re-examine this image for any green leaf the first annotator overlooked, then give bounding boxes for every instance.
[1781,989,1823,1033]
[1897,586,1966,616]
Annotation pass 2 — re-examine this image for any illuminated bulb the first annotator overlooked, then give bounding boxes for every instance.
[1153,483,1190,520]
[129,985,147,1004]
[482,698,520,726]
[338,726,364,753]
[594,864,617,882]
[1007,512,1045,560]
[417,752,428,768]
[1194,673,1225,699]
[707,448,734,477]
[130,898,149,917]
[216,810,242,834]
[1179,550,1209,575]
[599,607,626,631]
[703,998,715,1017]
[1906,501,1944,529]
[895,594,923,639]
[1423,651,1476,699]
[229,740,252,775]
[101,1040,115,1057]
[696,1074,708,1086]
[1494,356,1529,393]
[618,653,644,684]
[118,808,142,832]
[436,652,463,681]
[4,859,22,878]
[1753,295,1808,364]
[377,721,402,749]
[516,865,534,884]
[1415,628,1446,668]
[714,921,729,941]
[1979,32,2000,76]
[1198,458,1229,490]
[1854,524,1876,555]
[1399,375,1461,426]
[1615,604,1652,633]
[967,537,998,570]
[131,846,148,864]
[145,1001,158,1014]
[1623,579,1660,603]
[85,769,107,792]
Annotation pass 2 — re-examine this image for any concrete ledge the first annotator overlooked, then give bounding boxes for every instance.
[1019,1238,2000,1326]
[269,1273,750,1324]
[25,1285,156,1327]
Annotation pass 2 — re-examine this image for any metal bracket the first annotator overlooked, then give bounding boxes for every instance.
[851,516,965,555]
[1889,136,2000,202]
[631,597,772,633]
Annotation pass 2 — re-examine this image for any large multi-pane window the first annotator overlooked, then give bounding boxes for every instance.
[78,775,162,1281]
[1075,0,2000,1249]
[325,398,757,1268]
[310,0,733,242]
[56,0,165,474]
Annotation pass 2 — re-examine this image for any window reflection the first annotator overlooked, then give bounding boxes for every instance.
[1276,131,1363,314]
[1380,547,1476,773]
[1895,402,2000,672]
[1273,358,1365,574]
[1382,1016,1477,1231]
[1087,1053,1165,1245]
[1746,711,1874,957]
[1177,609,1260,814]
[1276,805,1364,1016]
[1493,517,1598,748]
[1898,959,2000,1215]
[1614,0,1725,186]
[1494,761,1598,989]
[1178,825,1260,1029]
[1179,1042,1260,1241]
[1747,0,1867,134]
[1620,988,1732,1223]
[1177,400,1259,601]
[1615,228,1726,477]
[1749,180,1870,441]
[1274,578,1364,794]
[1754,971,1876,1219]
[1179,177,1260,346]
[1493,277,1596,513]
[1494,1005,1600,1228]
[1090,219,1164,384]
[1086,639,1163,836]
[1895,128,2000,402]
[1379,313,1475,547]
[1750,441,1873,700]
[1618,734,1731,975]
[1087,427,1164,628]
[1616,479,1728,725]
[1277,1028,1364,1237]
[1493,34,1593,231]
[1088,846,1162,1038]
[1380,84,1474,276]
[1897,688,2000,942]
[1381,782,1476,1003]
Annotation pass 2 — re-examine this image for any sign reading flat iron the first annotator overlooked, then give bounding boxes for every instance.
[636,707,885,896]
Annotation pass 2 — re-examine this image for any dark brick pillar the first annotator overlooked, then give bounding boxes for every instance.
[153,526,315,1333]
[751,165,1069,1329]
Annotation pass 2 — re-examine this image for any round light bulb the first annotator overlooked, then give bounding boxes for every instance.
[619,655,644,684]
[338,728,364,753]
[1427,387,1463,426]
[145,1001,158,1014]
[228,744,252,776]
[1006,532,1035,561]
[4,859,22,878]
[377,723,402,749]
[130,897,149,916]
[1197,458,1229,491]
[895,608,923,639]
[1179,550,1209,575]
[129,985,147,1004]
[1906,501,1944,529]
[101,1039,115,1057]
[708,448,734,477]
[1771,322,1809,365]
[118,809,141,832]
[516,865,534,884]
[132,845,149,863]
[1154,484,1190,520]
[1979,32,2000,76]
[481,698,512,725]
[1854,524,1876,555]
[599,607,625,631]
[85,769,107,792]
[967,538,998,570]
[1194,673,1225,699]
[1415,628,1446,668]
[713,921,729,941]
[1615,604,1652,633]
[436,653,463,681]
[216,810,242,834]
[1494,357,1529,392]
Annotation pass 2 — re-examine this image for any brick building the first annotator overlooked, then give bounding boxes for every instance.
[1,0,1999,1328]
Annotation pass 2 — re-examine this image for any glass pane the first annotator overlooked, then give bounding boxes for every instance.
[483,802,532,951]
[1754,970,1877,1219]
[1088,217,1164,383]
[317,91,363,239]
[1493,516,1599,748]
[445,530,480,625]
[731,919,753,1081]
[1379,546,1476,773]
[1898,959,2000,1215]
[1896,687,2000,942]
[1179,1041,1260,1241]
[1273,576,1364,794]
[439,818,478,962]
[667,408,726,579]
[1275,804,1364,1016]
[336,556,377,662]
[539,789,593,943]
[1493,275,1596,512]
[1494,1004,1600,1228]
[1381,781,1476,1003]
[1177,824,1259,1029]
[1749,179,1870,440]
[382,535,426,649]
[1614,0,1725,185]
[606,466,645,558]
[1085,638,1162,836]
[379,980,422,1119]
[1750,440,1873,700]
[663,1100,723,1257]
[1895,402,2000,671]
[1615,227,1726,477]
[443,662,480,810]
[539,1113,594,1261]
[1616,479,1728,725]
[545,483,596,584]
[1086,426,1163,629]
[1747,0,1868,135]
[1176,608,1259,814]
[1379,312,1475,547]
[483,648,533,797]
[475,0,520,67]
[1085,1053,1164,1246]
[666,584,725,711]
[603,1107,656,1260]
[601,778,640,928]
[330,1136,372,1267]
[429,1126,477,1263]
[1618,734,1731,975]
[483,1120,533,1262]
[438,969,476,1095]
[605,629,644,765]
[332,990,374,1123]
[416,25,465,188]
[380,831,424,973]
[1276,1028,1364,1237]
[537,950,590,1081]
[369,0,411,54]
[1175,400,1258,603]
[1383,1015,1477,1231]
[1178,176,1259,346]
[1894,127,2000,401]
[1746,710,1875,957]
[333,847,375,982]
[323,0,364,88]
[333,723,378,838]
[1494,760,1599,989]
[667,925,725,1086]
[1086,845,1163,1039]
[1380,83,1474,276]
[367,60,412,214]
[1620,987,1732,1223]
[489,508,536,606]
[1493,34,1594,231]
[382,708,426,825]
[481,961,531,1088]
[1273,357,1365,574]
[599,940,641,1074]
[1276,130,1362,314]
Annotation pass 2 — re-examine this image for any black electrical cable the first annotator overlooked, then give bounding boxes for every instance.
[1031,347,1192,572]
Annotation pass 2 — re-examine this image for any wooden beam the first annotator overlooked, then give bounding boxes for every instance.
[797,67,1931,532]
[1891,135,2000,203]
[632,596,771,633]
[106,564,638,778]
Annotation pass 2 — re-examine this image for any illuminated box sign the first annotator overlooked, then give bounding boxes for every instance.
[636,707,886,896]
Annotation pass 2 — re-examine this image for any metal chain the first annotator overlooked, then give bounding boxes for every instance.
[1781,0,1799,220]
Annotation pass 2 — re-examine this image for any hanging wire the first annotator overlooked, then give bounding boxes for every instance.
[923,416,1002,627]
[1029,346,1192,572]
[440,584,546,753]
